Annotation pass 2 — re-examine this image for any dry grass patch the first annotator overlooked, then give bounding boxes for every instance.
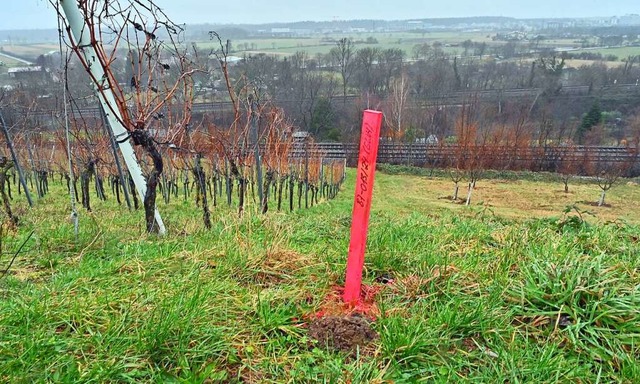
[246,248,319,287]
[373,172,640,224]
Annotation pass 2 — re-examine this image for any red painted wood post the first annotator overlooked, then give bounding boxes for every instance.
[343,110,383,305]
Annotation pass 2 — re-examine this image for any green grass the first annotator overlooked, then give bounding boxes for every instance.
[0,54,24,80]
[0,44,58,60]
[0,55,23,68]
[569,46,640,61]
[196,31,493,57]
[0,170,639,382]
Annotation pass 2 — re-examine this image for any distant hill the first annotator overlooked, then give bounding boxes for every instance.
[219,16,517,30]
[182,17,519,40]
[1,16,629,44]
[0,17,521,43]
[0,29,59,44]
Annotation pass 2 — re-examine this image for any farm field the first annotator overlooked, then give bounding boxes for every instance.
[4,33,640,63]
[0,44,58,60]
[0,54,24,68]
[1,31,481,60]
[197,32,473,57]
[571,46,640,60]
[0,169,639,382]
[563,59,626,69]
[0,52,28,79]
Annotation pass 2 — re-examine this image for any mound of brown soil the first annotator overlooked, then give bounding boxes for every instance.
[308,315,377,353]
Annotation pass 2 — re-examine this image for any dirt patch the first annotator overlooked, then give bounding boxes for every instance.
[513,314,573,330]
[438,195,462,201]
[374,271,395,285]
[308,315,378,353]
[579,201,612,208]
[461,337,479,352]
[246,249,316,287]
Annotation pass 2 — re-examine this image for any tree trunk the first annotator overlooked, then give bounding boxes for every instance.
[114,176,122,205]
[39,171,48,196]
[144,169,160,233]
[0,159,18,225]
[262,170,274,214]
[194,155,212,229]
[95,174,106,201]
[160,175,169,204]
[226,174,233,207]
[453,183,459,201]
[238,177,246,217]
[131,130,162,233]
[7,172,11,200]
[81,174,91,212]
[129,174,139,210]
[277,177,284,211]
[0,109,33,206]
[81,161,95,212]
[289,176,295,212]
[598,189,607,207]
[465,182,474,206]
[212,172,217,208]
[183,174,190,202]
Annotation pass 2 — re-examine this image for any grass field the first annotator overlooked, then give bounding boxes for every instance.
[1,31,485,61]
[570,46,640,60]
[191,31,497,57]
[0,54,23,79]
[0,55,23,68]
[1,170,639,382]
[563,59,626,69]
[0,44,58,60]
[7,33,639,63]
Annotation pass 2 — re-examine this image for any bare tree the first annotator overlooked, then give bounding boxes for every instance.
[556,144,581,194]
[0,157,18,226]
[449,168,464,202]
[330,38,355,104]
[0,93,35,208]
[589,154,631,207]
[378,48,405,93]
[354,47,381,96]
[53,0,199,233]
[452,102,485,206]
[385,74,410,141]
[537,55,565,97]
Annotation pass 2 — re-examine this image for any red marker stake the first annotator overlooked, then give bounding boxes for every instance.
[343,110,383,305]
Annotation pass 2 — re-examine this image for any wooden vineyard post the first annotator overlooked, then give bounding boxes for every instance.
[343,110,383,305]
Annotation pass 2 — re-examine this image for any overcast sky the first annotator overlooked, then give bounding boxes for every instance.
[1,0,638,30]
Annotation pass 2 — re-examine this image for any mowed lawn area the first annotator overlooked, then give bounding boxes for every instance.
[0,169,639,382]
